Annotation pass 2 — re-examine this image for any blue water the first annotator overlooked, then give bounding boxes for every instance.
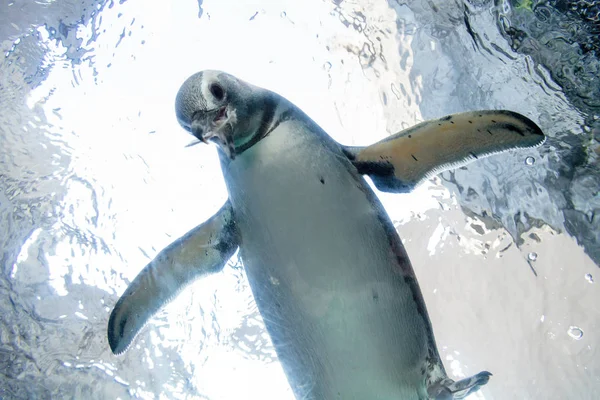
[0,0,598,398]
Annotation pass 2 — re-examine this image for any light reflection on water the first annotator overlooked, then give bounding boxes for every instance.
[1,0,599,399]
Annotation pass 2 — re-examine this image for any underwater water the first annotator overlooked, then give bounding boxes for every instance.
[1,0,599,398]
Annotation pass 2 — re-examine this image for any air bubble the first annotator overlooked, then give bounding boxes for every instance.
[567,326,583,340]
[280,11,286,17]
[585,273,593,283]
[528,252,537,261]
[525,156,535,165]
[323,61,332,72]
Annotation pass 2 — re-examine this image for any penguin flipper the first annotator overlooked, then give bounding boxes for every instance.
[107,200,238,355]
[343,110,545,193]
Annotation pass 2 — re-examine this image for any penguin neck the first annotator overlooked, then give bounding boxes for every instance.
[231,94,294,157]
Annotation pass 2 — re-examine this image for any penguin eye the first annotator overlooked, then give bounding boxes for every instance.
[209,83,225,101]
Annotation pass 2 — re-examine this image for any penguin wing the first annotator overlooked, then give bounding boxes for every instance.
[107,200,239,355]
[343,110,545,193]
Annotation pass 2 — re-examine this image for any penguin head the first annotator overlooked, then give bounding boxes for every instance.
[175,70,274,159]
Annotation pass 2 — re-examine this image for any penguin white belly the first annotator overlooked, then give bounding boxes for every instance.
[223,120,431,400]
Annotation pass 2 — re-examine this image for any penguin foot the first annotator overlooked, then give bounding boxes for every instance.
[430,371,492,399]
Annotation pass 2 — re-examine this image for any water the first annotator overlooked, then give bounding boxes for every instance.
[0,0,598,398]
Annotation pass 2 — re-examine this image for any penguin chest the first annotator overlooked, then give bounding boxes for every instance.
[222,121,430,398]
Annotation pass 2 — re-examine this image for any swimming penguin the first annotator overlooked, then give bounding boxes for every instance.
[107,70,545,399]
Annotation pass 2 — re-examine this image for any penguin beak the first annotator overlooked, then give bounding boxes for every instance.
[189,106,237,159]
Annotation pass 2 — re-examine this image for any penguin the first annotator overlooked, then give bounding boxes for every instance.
[108,70,545,399]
